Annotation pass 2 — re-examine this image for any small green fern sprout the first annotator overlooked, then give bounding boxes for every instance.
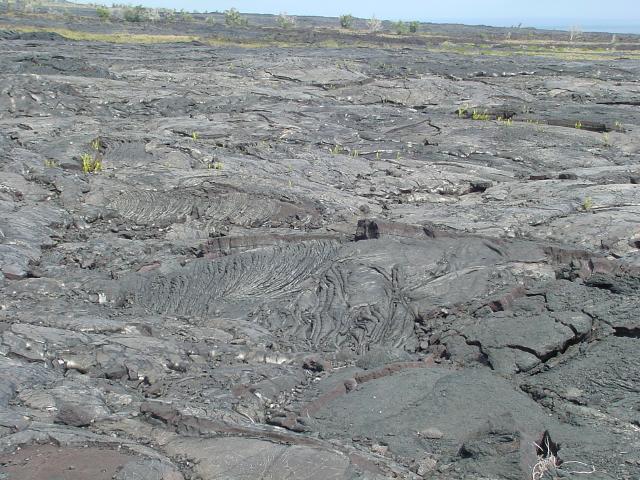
[582,196,593,211]
[575,120,583,130]
[191,132,199,141]
[81,153,102,173]
[472,109,490,121]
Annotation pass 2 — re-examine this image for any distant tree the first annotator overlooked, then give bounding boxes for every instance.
[409,21,420,33]
[180,10,194,22]
[146,8,160,22]
[277,12,295,29]
[123,5,145,22]
[393,20,408,35]
[96,6,110,20]
[225,7,248,26]
[339,14,354,29]
[367,15,382,32]
[569,25,582,42]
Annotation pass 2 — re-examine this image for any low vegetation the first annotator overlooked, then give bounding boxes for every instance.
[532,434,596,480]
[457,104,470,118]
[569,25,582,42]
[339,14,354,29]
[392,20,420,35]
[367,16,382,32]
[277,12,296,29]
[81,138,103,173]
[471,109,490,121]
[225,8,248,27]
[0,25,199,43]
[96,6,110,21]
[330,144,343,155]
[393,21,409,35]
[2,12,639,62]
[81,153,102,173]
[123,5,146,23]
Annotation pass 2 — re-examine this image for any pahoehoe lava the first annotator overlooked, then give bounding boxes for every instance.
[1,5,640,480]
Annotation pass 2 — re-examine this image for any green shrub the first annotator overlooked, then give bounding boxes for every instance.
[123,5,145,22]
[409,21,420,33]
[96,6,110,20]
[393,20,408,35]
[457,104,469,118]
[472,109,490,121]
[339,14,354,29]
[367,16,382,32]
[180,11,194,22]
[225,8,248,26]
[81,153,102,174]
[277,12,295,28]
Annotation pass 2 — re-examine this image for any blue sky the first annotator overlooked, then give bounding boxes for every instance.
[86,1,640,32]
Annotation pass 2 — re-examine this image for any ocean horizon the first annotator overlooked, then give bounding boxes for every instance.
[528,23,639,34]
[449,19,640,35]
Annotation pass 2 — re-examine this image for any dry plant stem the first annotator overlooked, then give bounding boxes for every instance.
[531,437,596,480]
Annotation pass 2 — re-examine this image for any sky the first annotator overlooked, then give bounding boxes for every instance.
[86,0,640,33]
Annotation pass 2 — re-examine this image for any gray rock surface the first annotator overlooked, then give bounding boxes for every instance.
[1,9,639,480]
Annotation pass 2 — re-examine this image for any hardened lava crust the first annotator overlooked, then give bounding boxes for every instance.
[1,7,639,480]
